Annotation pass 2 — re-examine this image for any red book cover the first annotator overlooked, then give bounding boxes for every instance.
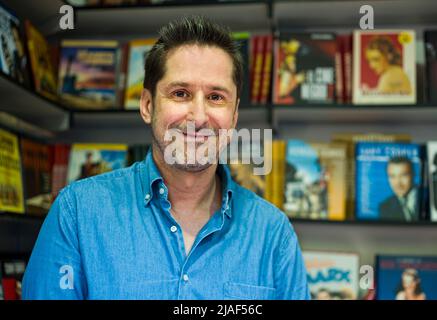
[51,144,71,200]
[343,34,353,104]
[259,35,273,104]
[1,278,18,300]
[335,35,345,104]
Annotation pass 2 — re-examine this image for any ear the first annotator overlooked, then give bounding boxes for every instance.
[140,89,153,124]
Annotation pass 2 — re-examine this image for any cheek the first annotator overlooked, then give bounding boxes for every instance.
[208,108,236,129]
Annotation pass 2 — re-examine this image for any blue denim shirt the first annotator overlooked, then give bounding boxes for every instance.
[22,151,310,300]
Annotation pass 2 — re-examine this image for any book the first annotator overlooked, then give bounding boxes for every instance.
[123,38,156,109]
[1,259,26,300]
[250,35,264,104]
[0,128,24,213]
[283,140,347,220]
[352,30,416,104]
[303,250,360,300]
[20,138,52,216]
[332,133,411,218]
[355,142,422,221]
[25,20,58,101]
[258,34,273,105]
[265,140,286,209]
[273,32,336,105]
[227,137,266,198]
[51,144,71,199]
[427,142,437,221]
[0,4,30,86]
[59,40,121,109]
[425,30,437,104]
[67,143,128,183]
[232,32,251,106]
[376,255,437,300]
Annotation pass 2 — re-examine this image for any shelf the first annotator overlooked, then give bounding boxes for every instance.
[0,213,45,255]
[291,218,437,227]
[274,0,437,29]
[0,74,70,132]
[273,104,437,125]
[54,1,271,37]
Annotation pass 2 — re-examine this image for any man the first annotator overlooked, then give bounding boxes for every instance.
[379,157,419,221]
[22,16,309,300]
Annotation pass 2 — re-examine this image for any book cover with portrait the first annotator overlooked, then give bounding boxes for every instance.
[376,255,437,300]
[58,40,120,109]
[123,38,156,109]
[303,251,359,300]
[353,30,416,104]
[67,144,128,184]
[427,142,437,222]
[273,32,336,105]
[355,142,422,221]
[283,140,347,221]
[0,4,30,86]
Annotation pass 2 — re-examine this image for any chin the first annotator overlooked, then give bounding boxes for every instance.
[172,162,213,172]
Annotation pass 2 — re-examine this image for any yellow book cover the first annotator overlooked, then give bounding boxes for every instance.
[25,20,58,102]
[270,140,286,210]
[0,128,24,213]
[67,143,128,184]
[124,39,156,109]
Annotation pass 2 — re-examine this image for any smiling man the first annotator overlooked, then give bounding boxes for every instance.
[22,16,309,300]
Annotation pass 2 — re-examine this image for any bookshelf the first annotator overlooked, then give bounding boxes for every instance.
[0,0,436,286]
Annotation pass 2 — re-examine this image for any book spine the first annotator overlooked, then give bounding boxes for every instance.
[251,36,265,104]
[259,35,273,105]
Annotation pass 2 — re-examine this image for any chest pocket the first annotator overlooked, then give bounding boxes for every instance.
[224,282,276,300]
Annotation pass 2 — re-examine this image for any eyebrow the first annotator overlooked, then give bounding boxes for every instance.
[165,81,232,96]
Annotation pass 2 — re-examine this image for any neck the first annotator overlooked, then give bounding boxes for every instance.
[152,146,221,218]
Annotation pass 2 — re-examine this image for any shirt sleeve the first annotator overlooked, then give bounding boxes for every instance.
[274,218,311,300]
[22,187,87,300]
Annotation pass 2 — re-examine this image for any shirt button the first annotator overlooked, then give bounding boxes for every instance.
[159,188,165,195]
[145,194,151,200]
[183,274,189,282]
[170,225,177,233]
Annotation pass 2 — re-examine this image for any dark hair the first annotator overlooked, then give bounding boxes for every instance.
[143,15,243,100]
[387,156,414,175]
[366,36,402,66]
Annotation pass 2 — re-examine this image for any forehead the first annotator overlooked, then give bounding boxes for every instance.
[160,44,235,86]
[388,162,411,171]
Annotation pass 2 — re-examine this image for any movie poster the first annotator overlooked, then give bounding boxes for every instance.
[427,142,437,222]
[376,255,437,300]
[353,30,416,104]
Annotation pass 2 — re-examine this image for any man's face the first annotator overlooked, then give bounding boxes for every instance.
[141,44,239,172]
[387,162,413,198]
[365,49,389,75]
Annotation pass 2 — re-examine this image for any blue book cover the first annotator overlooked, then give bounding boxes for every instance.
[356,142,422,221]
[376,255,437,300]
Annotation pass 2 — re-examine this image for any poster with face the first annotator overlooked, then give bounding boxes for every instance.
[353,30,416,105]
[355,142,422,221]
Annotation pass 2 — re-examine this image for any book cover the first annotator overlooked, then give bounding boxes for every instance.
[124,38,156,109]
[67,143,128,183]
[25,20,58,101]
[267,140,286,209]
[59,40,120,109]
[0,4,30,86]
[251,35,264,104]
[284,140,347,220]
[355,142,422,221]
[259,34,272,105]
[332,133,411,218]
[0,128,24,213]
[232,32,251,107]
[273,32,336,105]
[353,30,416,104]
[227,138,266,198]
[20,138,52,216]
[51,144,71,200]
[427,142,437,222]
[425,30,437,104]
[376,255,437,300]
[303,250,360,300]
[1,259,26,300]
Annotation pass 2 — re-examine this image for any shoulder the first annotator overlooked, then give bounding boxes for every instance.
[231,183,293,235]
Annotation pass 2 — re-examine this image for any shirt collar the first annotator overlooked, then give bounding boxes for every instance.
[140,149,234,218]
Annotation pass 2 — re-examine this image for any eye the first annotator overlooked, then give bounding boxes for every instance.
[209,93,224,101]
[172,90,189,99]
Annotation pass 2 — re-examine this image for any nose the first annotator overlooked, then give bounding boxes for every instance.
[187,93,209,129]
